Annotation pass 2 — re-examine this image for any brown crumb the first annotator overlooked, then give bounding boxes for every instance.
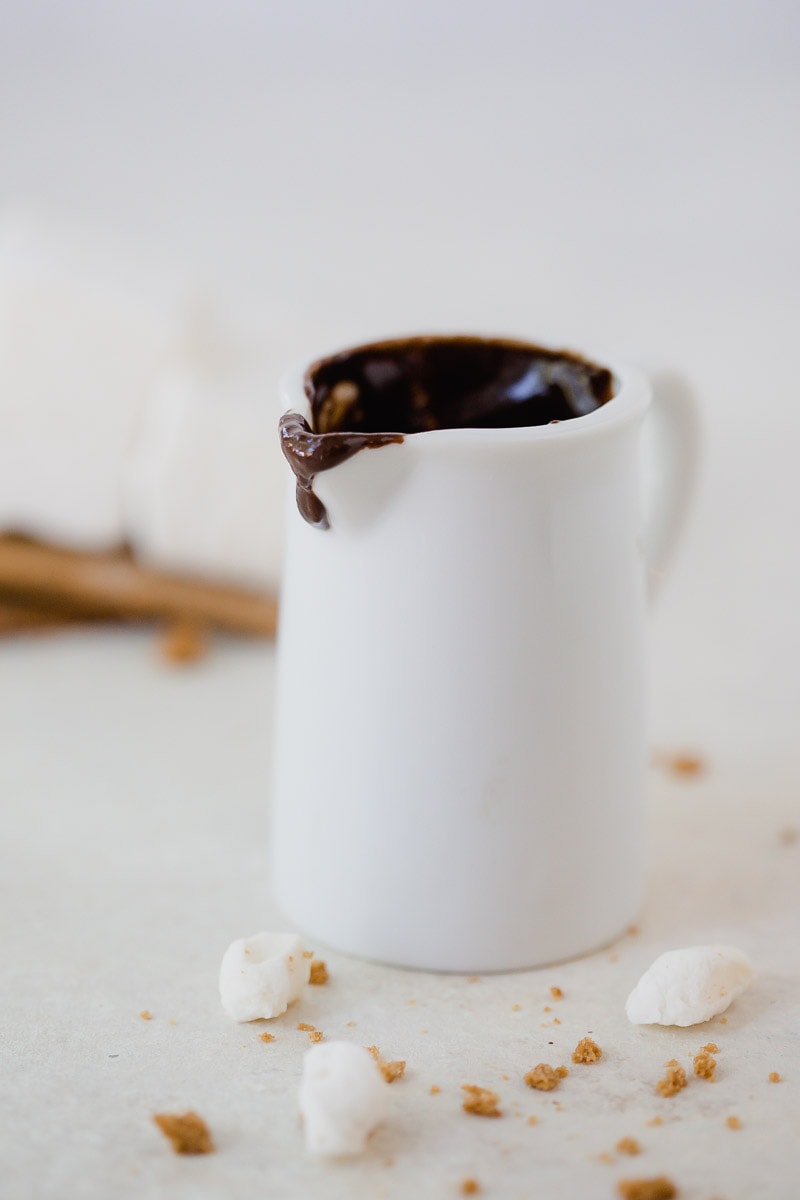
[628,924,641,936]
[543,1005,551,1012]
[346,1021,356,1027]
[527,1115,538,1126]
[572,1037,603,1064]
[553,1017,562,1025]
[550,986,564,1000]
[460,1180,481,1196]
[309,960,329,985]
[160,621,208,665]
[719,1017,728,1024]
[657,750,705,777]
[779,827,798,845]
[511,1003,521,1011]
[617,1137,642,1156]
[645,1116,663,1127]
[153,1111,214,1155]
[769,1072,781,1083]
[693,1050,716,1079]
[467,976,480,983]
[501,1074,510,1081]
[656,1065,687,1097]
[259,1032,275,1043]
[366,1045,406,1082]
[598,1152,616,1164]
[302,950,314,958]
[726,1115,741,1130]
[168,1019,177,1026]
[430,1084,441,1095]
[462,1085,502,1118]
[139,1010,153,1021]
[617,1177,677,1200]
[702,1042,718,1053]
[664,1059,679,1067]
[308,1030,323,1043]
[524,1063,567,1091]
[297,1023,316,1032]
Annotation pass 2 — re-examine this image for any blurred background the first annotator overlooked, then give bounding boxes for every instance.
[1,0,799,755]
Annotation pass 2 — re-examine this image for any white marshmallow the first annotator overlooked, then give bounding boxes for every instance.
[219,931,310,1022]
[625,944,755,1026]
[299,1042,389,1156]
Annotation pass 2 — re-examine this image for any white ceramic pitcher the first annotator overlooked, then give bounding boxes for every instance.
[270,339,696,972]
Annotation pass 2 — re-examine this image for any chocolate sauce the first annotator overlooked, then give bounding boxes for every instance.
[279,336,614,529]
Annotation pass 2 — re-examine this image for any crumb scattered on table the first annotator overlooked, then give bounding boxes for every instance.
[550,986,564,1000]
[598,1152,616,1164]
[693,1050,716,1079]
[139,1010,153,1021]
[511,1003,521,1011]
[346,1020,356,1027]
[308,1030,323,1043]
[524,1063,568,1091]
[366,1045,406,1082]
[616,1137,641,1156]
[726,1115,741,1130]
[259,1032,275,1043]
[309,960,329,985]
[656,1065,687,1097]
[460,1179,481,1195]
[160,621,208,665]
[702,1042,718,1053]
[153,1111,214,1155]
[628,925,641,936]
[617,1177,677,1200]
[645,1116,663,1127]
[462,1084,502,1117]
[779,827,798,845]
[297,1023,316,1032]
[430,1084,441,1095]
[769,1071,781,1083]
[572,1037,602,1064]
[467,976,479,983]
[527,1115,538,1126]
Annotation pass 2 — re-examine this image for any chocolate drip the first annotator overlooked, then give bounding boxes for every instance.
[278,411,403,530]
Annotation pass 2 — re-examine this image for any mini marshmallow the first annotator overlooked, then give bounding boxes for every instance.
[219,932,310,1022]
[299,1042,389,1157]
[625,945,755,1026]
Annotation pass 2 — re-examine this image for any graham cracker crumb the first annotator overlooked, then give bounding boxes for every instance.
[460,1180,481,1195]
[467,976,480,983]
[543,1005,551,1012]
[646,1116,663,1127]
[309,960,329,985]
[259,1032,275,1043]
[297,1023,316,1032]
[719,1017,728,1024]
[550,986,564,1000]
[617,1178,677,1200]
[511,1003,521,1011]
[308,1030,323,1043]
[302,950,314,958]
[153,1111,214,1155]
[139,1010,153,1021]
[617,1137,641,1156]
[462,1085,502,1118]
[527,1115,538,1126]
[524,1063,567,1091]
[161,621,208,665]
[628,924,641,936]
[693,1050,716,1079]
[430,1085,441,1095]
[501,1074,510,1081]
[572,1037,603,1064]
[656,1065,687,1097]
[769,1072,781,1083]
[553,1017,562,1025]
[346,1021,356,1027]
[664,1059,679,1067]
[702,1042,718,1053]
[726,1115,741,1130]
[366,1045,406,1082]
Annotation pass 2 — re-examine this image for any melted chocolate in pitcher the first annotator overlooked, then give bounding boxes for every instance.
[279,335,615,529]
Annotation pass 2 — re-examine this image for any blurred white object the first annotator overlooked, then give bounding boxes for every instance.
[298,1042,389,1156]
[0,212,190,548]
[219,931,310,1022]
[625,945,755,1026]
[123,326,286,591]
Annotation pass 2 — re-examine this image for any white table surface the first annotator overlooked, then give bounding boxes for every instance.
[1,628,797,1200]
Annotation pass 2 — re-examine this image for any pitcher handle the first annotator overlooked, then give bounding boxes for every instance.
[642,368,701,600]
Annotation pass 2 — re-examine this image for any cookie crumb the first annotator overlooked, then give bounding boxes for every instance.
[646,1116,663,1127]
[726,1115,741,1130]
[259,1032,275,1043]
[467,976,479,983]
[302,950,314,958]
[511,1003,521,1011]
[572,1036,602,1064]
[153,1111,214,1155]
[462,1085,502,1117]
[527,1115,538,1126]
[346,1020,356,1027]
[628,925,641,936]
[309,960,329,985]
[661,751,704,777]
[616,1137,641,1156]
[617,1177,676,1200]
[160,621,208,665]
[719,1017,728,1024]
[598,1152,616,1164]
[524,1063,567,1091]
[297,1023,316,1032]
[702,1042,718,1053]
[308,1030,323,1043]
[693,1050,716,1079]
[553,1017,561,1025]
[460,1180,481,1195]
[366,1045,406,1082]
[656,1065,687,1097]
[430,1084,441,1095]
[550,986,564,1000]
[769,1072,781,1083]
[139,1010,153,1021]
